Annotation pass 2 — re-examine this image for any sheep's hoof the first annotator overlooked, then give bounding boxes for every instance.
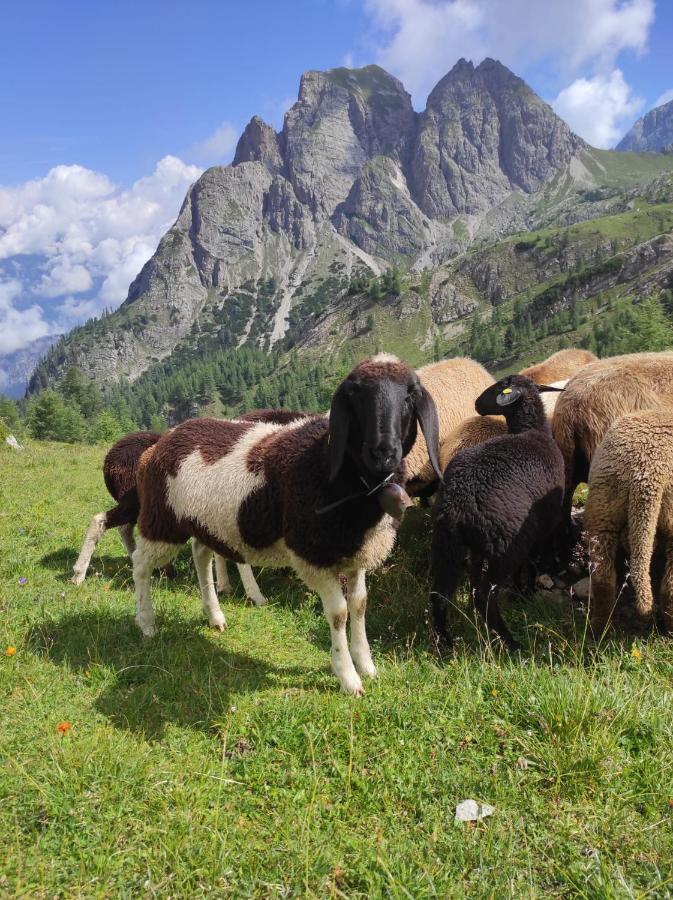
[590,616,609,636]
[71,572,85,585]
[136,619,157,638]
[430,631,453,661]
[635,602,653,620]
[353,657,378,679]
[250,595,268,607]
[208,613,227,631]
[502,637,521,652]
[340,674,364,696]
[216,584,231,596]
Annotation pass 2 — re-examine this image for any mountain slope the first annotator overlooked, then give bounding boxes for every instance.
[617,98,673,153]
[29,61,673,393]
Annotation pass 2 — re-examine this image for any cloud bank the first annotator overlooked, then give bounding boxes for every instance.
[360,0,654,146]
[0,155,201,360]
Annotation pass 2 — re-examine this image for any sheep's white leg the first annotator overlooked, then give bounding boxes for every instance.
[346,569,377,678]
[238,564,268,607]
[192,539,226,631]
[132,537,178,637]
[71,512,107,584]
[118,522,136,558]
[301,570,363,696]
[214,555,232,595]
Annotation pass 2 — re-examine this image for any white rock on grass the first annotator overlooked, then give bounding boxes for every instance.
[455,799,495,822]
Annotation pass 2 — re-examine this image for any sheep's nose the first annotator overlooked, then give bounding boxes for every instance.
[369,440,398,471]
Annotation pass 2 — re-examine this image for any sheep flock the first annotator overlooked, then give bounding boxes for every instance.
[72,347,673,694]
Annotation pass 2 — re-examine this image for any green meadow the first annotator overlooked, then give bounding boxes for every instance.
[2,440,673,897]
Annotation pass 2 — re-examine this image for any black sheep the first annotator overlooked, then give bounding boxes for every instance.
[430,375,565,650]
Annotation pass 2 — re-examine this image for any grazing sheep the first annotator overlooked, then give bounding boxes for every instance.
[131,354,441,695]
[71,431,161,585]
[431,375,565,649]
[552,352,673,540]
[520,348,597,384]
[72,409,308,603]
[584,409,673,634]
[404,357,494,495]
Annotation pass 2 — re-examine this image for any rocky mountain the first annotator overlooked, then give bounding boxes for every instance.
[1,335,58,398]
[29,59,673,393]
[617,98,673,153]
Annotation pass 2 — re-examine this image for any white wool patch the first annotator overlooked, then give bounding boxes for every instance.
[371,352,401,364]
[166,422,277,557]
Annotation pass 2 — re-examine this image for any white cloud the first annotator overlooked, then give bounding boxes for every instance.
[0,155,202,355]
[0,278,52,354]
[361,0,654,140]
[553,69,643,148]
[190,121,239,164]
[654,88,673,109]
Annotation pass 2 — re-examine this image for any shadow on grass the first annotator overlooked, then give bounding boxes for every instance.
[26,610,323,741]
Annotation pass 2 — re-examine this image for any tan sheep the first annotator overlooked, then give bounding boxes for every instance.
[584,408,673,633]
[552,352,673,534]
[439,415,506,471]
[405,357,494,493]
[519,348,597,384]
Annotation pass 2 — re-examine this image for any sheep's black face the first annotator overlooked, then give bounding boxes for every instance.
[476,374,563,417]
[328,357,441,484]
[475,375,531,415]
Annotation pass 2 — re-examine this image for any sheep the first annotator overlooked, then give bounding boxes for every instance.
[552,352,673,543]
[430,375,565,650]
[71,431,161,585]
[129,354,440,695]
[584,409,673,634]
[519,348,598,384]
[71,409,308,604]
[404,357,494,496]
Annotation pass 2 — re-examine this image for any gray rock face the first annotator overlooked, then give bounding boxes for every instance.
[233,116,284,174]
[410,58,585,218]
[31,59,593,389]
[283,66,415,218]
[617,99,673,153]
[335,155,440,260]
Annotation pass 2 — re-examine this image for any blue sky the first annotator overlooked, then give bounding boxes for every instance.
[2,0,672,185]
[0,0,672,389]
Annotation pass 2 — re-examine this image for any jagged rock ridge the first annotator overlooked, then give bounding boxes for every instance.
[31,59,610,390]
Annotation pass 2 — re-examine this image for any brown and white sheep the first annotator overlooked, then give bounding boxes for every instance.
[585,408,673,633]
[72,409,308,604]
[131,354,441,695]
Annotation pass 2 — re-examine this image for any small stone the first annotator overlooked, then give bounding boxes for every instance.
[572,577,592,601]
[455,799,495,822]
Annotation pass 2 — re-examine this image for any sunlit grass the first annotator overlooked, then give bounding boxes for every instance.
[1,440,673,896]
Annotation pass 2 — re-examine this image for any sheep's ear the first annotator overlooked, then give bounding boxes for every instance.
[537,384,565,393]
[328,386,350,482]
[415,386,442,479]
[496,386,523,406]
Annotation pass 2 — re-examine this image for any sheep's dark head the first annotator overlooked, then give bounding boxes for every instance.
[475,375,564,431]
[328,354,441,483]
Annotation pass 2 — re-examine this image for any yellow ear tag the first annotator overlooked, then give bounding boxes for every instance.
[502,388,513,394]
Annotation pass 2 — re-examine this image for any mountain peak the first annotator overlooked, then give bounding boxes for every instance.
[617,98,673,153]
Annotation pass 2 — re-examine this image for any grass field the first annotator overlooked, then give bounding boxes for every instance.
[2,441,673,897]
